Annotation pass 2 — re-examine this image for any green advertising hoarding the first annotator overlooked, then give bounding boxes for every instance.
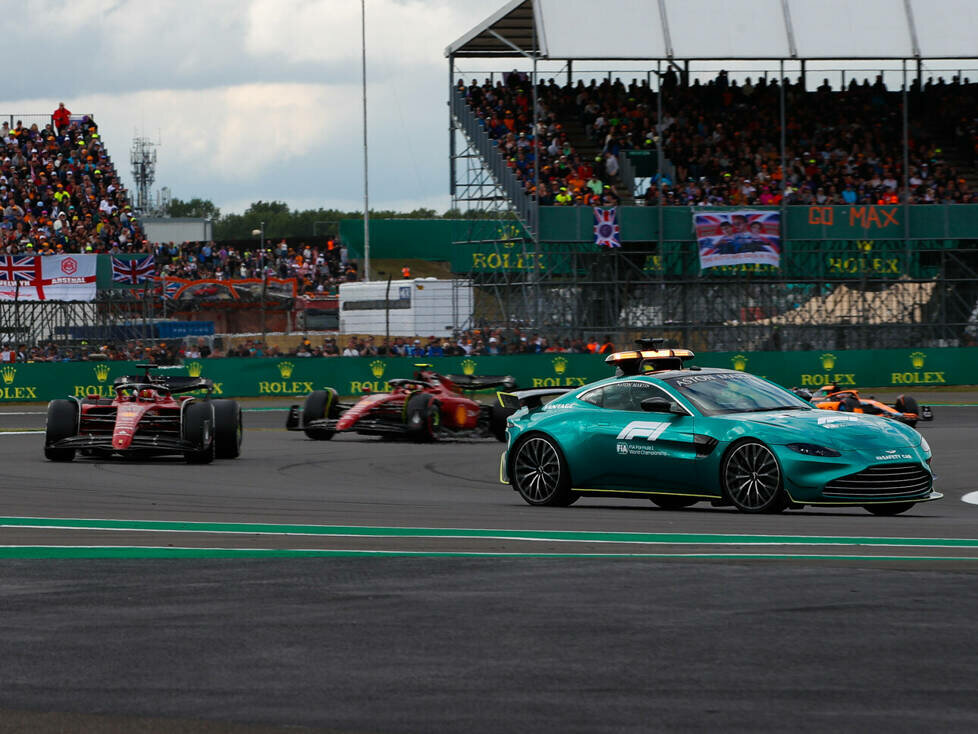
[1,348,974,404]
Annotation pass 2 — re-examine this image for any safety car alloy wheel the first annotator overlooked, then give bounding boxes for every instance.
[512,435,574,506]
[722,440,786,513]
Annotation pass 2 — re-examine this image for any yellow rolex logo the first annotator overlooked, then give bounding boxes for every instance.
[370,360,386,378]
[857,240,874,253]
[277,361,295,379]
[93,363,110,383]
[820,353,836,370]
[186,361,203,378]
[552,356,568,375]
[1,366,15,385]
[461,358,477,376]
[731,354,748,371]
[910,351,926,369]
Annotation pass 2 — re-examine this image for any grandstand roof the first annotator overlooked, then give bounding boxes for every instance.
[446,0,978,60]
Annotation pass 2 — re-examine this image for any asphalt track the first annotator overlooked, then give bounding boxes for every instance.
[1,399,977,732]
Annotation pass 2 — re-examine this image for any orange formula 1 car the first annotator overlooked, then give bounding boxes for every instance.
[792,385,933,428]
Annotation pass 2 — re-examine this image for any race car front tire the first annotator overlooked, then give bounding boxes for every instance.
[894,395,920,426]
[44,399,78,462]
[302,389,340,440]
[489,404,513,442]
[212,399,243,459]
[405,392,440,442]
[182,401,215,464]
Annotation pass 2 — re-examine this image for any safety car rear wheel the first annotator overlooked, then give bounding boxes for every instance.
[212,399,243,458]
[511,433,576,506]
[44,399,78,462]
[405,392,440,442]
[721,439,787,513]
[303,389,340,440]
[182,401,214,464]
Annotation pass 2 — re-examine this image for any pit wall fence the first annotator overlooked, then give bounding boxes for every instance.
[0,348,970,403]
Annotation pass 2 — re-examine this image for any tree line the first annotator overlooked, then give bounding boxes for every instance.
[163,198,504,241]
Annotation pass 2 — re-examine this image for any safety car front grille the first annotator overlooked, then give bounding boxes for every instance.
[823,463,932,498]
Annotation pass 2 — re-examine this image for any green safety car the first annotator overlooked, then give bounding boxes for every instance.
[499,340,940,515]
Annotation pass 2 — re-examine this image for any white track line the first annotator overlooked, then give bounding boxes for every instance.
[962,491,978,506]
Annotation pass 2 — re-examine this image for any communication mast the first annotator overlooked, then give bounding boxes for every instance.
[130,136,157,214]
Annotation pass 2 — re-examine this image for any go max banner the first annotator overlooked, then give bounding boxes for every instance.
[693,210,781,269]
[0,254,97,301]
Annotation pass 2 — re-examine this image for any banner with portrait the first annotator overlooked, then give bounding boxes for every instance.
[693,211,781,269]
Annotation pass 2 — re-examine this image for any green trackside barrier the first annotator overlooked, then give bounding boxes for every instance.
[1,348,976,404]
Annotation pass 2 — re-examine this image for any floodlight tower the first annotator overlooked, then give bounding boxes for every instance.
[130,136,157,214]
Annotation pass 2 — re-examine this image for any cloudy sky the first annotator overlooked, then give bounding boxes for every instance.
[1,0,519,216]
[8,1,971,217]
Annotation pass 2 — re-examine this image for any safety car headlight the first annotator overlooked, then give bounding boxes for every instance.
[786,442,841,458]
[919,436,930,454]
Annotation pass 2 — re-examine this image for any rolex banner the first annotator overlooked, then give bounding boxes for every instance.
[0,254,98,301]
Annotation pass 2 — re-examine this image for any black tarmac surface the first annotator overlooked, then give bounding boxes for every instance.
[1,400,976,732]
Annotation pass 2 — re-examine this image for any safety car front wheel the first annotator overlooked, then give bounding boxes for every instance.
[510,433,576,507]
[721,439,787,513]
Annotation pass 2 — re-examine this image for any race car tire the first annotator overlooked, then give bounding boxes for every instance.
[510,433,576,507]
[489,404,513,442]
[44,399,78,462]
[650,496,699,509]
[212,399,243,459]
[720,439,787,514]
[863,502,916,516]
[839,395,861,412]
[302,389,340,440]
[405,392,440,442]
[895,395,920,416]
[182,401,215,464]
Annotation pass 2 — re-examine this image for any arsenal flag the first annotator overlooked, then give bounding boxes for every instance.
[0,254,97,301]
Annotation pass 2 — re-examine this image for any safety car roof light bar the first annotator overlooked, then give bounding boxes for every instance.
[605,340,696,377]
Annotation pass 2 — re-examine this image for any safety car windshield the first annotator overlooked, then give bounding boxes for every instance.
[663,372,813,416]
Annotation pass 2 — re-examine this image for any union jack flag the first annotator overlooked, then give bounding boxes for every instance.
[693,210,781,269]
[0,255,37,282]
[151,277,182,300]
[593,207,621,248]
[112,255,156,284]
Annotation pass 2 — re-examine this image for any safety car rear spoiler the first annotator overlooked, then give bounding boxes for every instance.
[497,388,571,411]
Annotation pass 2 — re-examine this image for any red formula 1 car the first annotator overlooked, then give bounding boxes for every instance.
[286,364,516,442]
[44,364,243,463]
[792,384,934,428]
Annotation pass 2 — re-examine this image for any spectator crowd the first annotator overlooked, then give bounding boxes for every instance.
[460,70,977,207]
[0,104,143,255]
[0,331,617,363]
[152,238,356,296]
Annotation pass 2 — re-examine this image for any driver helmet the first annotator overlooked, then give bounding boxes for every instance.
[139,388,155,400]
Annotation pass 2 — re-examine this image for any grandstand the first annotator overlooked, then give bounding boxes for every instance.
[445,0,978,350]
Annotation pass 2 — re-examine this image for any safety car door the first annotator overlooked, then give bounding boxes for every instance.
[579,381,700,491]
